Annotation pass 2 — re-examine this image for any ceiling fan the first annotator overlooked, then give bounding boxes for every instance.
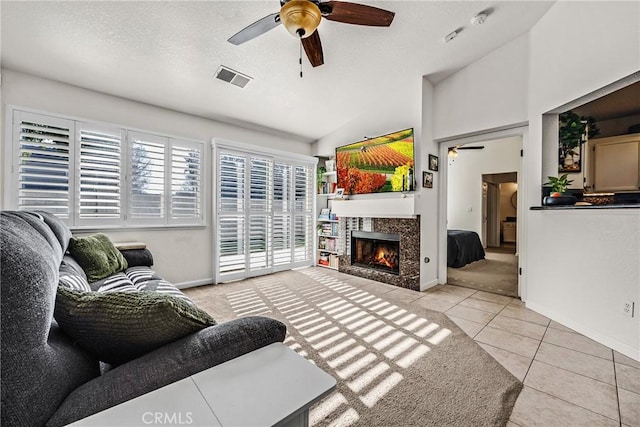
[448,145,485,157]
[227,0,396,68]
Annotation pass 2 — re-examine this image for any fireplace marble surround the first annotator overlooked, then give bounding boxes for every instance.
[338,216,420,290]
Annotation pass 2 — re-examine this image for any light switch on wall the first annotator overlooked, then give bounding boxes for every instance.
[467,207,473,212]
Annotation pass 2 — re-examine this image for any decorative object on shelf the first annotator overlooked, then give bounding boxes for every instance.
[325,159,335,172]
[318,208,331,219]
[334,188,345,198]
[423,171,433,188]
[428,154,439,171]
[543,173,576,206]
[558,110,600,173]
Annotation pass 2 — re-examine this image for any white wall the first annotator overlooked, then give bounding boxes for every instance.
[1,70,312,286]
[447,137,521,238]
[432,34,529,140]
[434,1,640,359]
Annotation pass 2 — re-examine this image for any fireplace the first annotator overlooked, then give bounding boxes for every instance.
[351,231,400,275]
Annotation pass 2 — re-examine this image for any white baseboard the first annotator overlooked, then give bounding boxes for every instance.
[420,279,439,292]
[526,301,640,362]
[174,278,214,290]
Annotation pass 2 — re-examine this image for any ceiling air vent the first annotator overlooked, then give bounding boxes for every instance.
[215,66,252,88]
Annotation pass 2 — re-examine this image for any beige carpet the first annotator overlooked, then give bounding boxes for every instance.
[185,268,522,427]
[447,247,518,297]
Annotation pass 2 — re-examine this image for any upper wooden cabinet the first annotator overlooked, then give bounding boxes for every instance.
[586,133,640,192]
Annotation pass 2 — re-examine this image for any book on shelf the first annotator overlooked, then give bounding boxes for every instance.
[319,237,338,252]
[319,222,339,236]
[329,254,339,269]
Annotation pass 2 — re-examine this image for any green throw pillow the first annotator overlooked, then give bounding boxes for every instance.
[68,233,128,282]
[54,287,217,365]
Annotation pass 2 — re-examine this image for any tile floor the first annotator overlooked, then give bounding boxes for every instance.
[334,273,639,427]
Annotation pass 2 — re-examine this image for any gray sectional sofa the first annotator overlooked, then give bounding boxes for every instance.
[0,210,287,427]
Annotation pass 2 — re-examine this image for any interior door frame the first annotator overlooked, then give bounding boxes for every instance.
[437,124,528,299]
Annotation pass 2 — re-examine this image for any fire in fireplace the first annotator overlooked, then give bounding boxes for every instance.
[351,231,400,275]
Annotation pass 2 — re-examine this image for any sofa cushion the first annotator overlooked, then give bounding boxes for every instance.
[95,272,138,293]
[54,287,216,365]
[137,278,195,305]
[125,266,158,286]
[59,274,91,292]
[60,255,88,282]
[68,234,128,282]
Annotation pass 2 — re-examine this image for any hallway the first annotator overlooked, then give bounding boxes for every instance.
[447,243,518,297]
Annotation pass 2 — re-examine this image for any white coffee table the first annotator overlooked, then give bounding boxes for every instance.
[70,343,336,427]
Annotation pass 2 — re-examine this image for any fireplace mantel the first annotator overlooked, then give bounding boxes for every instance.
[331,194,416,219]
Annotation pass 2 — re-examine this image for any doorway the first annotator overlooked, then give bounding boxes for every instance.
[439,129,525,298]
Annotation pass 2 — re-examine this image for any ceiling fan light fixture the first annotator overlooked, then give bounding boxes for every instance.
[448,148,459,158]
[280,0,321,38]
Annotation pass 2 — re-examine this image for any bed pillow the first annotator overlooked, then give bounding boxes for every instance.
[68,233,128,282]
[54,287,216,365]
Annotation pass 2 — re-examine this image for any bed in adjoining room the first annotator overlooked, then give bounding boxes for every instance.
[447,230,485,268]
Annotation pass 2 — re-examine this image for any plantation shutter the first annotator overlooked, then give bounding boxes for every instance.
[170,139,203,224]
[214,142,316,283]
[249,157,272,272]
[293,165,314,263]
[128,131,167,224]
[14,111,73,220]
[77,123,122,224]
[273,162,292,266]
[218,152,247,277]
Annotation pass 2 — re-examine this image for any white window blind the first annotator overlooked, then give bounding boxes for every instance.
[218,153,246,276]
[128,132,167,223]
[14,112,73,219]
[170,140,203,223]
[249,157,272,271]
[8,108,204,228]
[273,162,292,266]
[77,123,122,224]
[294,165,314,262]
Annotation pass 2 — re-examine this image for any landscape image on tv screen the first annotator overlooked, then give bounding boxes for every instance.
[336,128,415,195]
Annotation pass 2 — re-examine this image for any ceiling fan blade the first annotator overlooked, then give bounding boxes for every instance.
[321,1,395,26]
[228,13,281,45]
[302,30,324,67]
[458,146,485,150]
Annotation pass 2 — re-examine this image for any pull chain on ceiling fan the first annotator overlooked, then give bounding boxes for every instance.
[228,0,395,68]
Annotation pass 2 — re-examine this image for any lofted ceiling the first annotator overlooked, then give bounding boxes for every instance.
[1,1,555,142]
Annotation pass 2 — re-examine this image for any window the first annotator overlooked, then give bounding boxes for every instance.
[8,108,204,228]
[214,142,316,282]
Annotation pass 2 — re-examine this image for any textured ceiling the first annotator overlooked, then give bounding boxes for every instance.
[1,1,555,141]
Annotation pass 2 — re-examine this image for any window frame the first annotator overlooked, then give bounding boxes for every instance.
[5,105,206,230]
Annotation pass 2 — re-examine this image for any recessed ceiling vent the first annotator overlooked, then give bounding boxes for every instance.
[215,66,252,88]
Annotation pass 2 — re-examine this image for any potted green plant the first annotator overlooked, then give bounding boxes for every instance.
[558,111,600,172]
[544,173,573,196]
[543,173,577,205]
[317,165,326,194]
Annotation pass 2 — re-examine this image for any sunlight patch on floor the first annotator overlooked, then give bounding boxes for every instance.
[227,268,455,426]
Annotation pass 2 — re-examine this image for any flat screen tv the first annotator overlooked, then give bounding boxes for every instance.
[335,128,415,195]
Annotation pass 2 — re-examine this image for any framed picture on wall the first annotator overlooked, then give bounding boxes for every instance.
[422,171,433,188]
[428,154,439,171]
